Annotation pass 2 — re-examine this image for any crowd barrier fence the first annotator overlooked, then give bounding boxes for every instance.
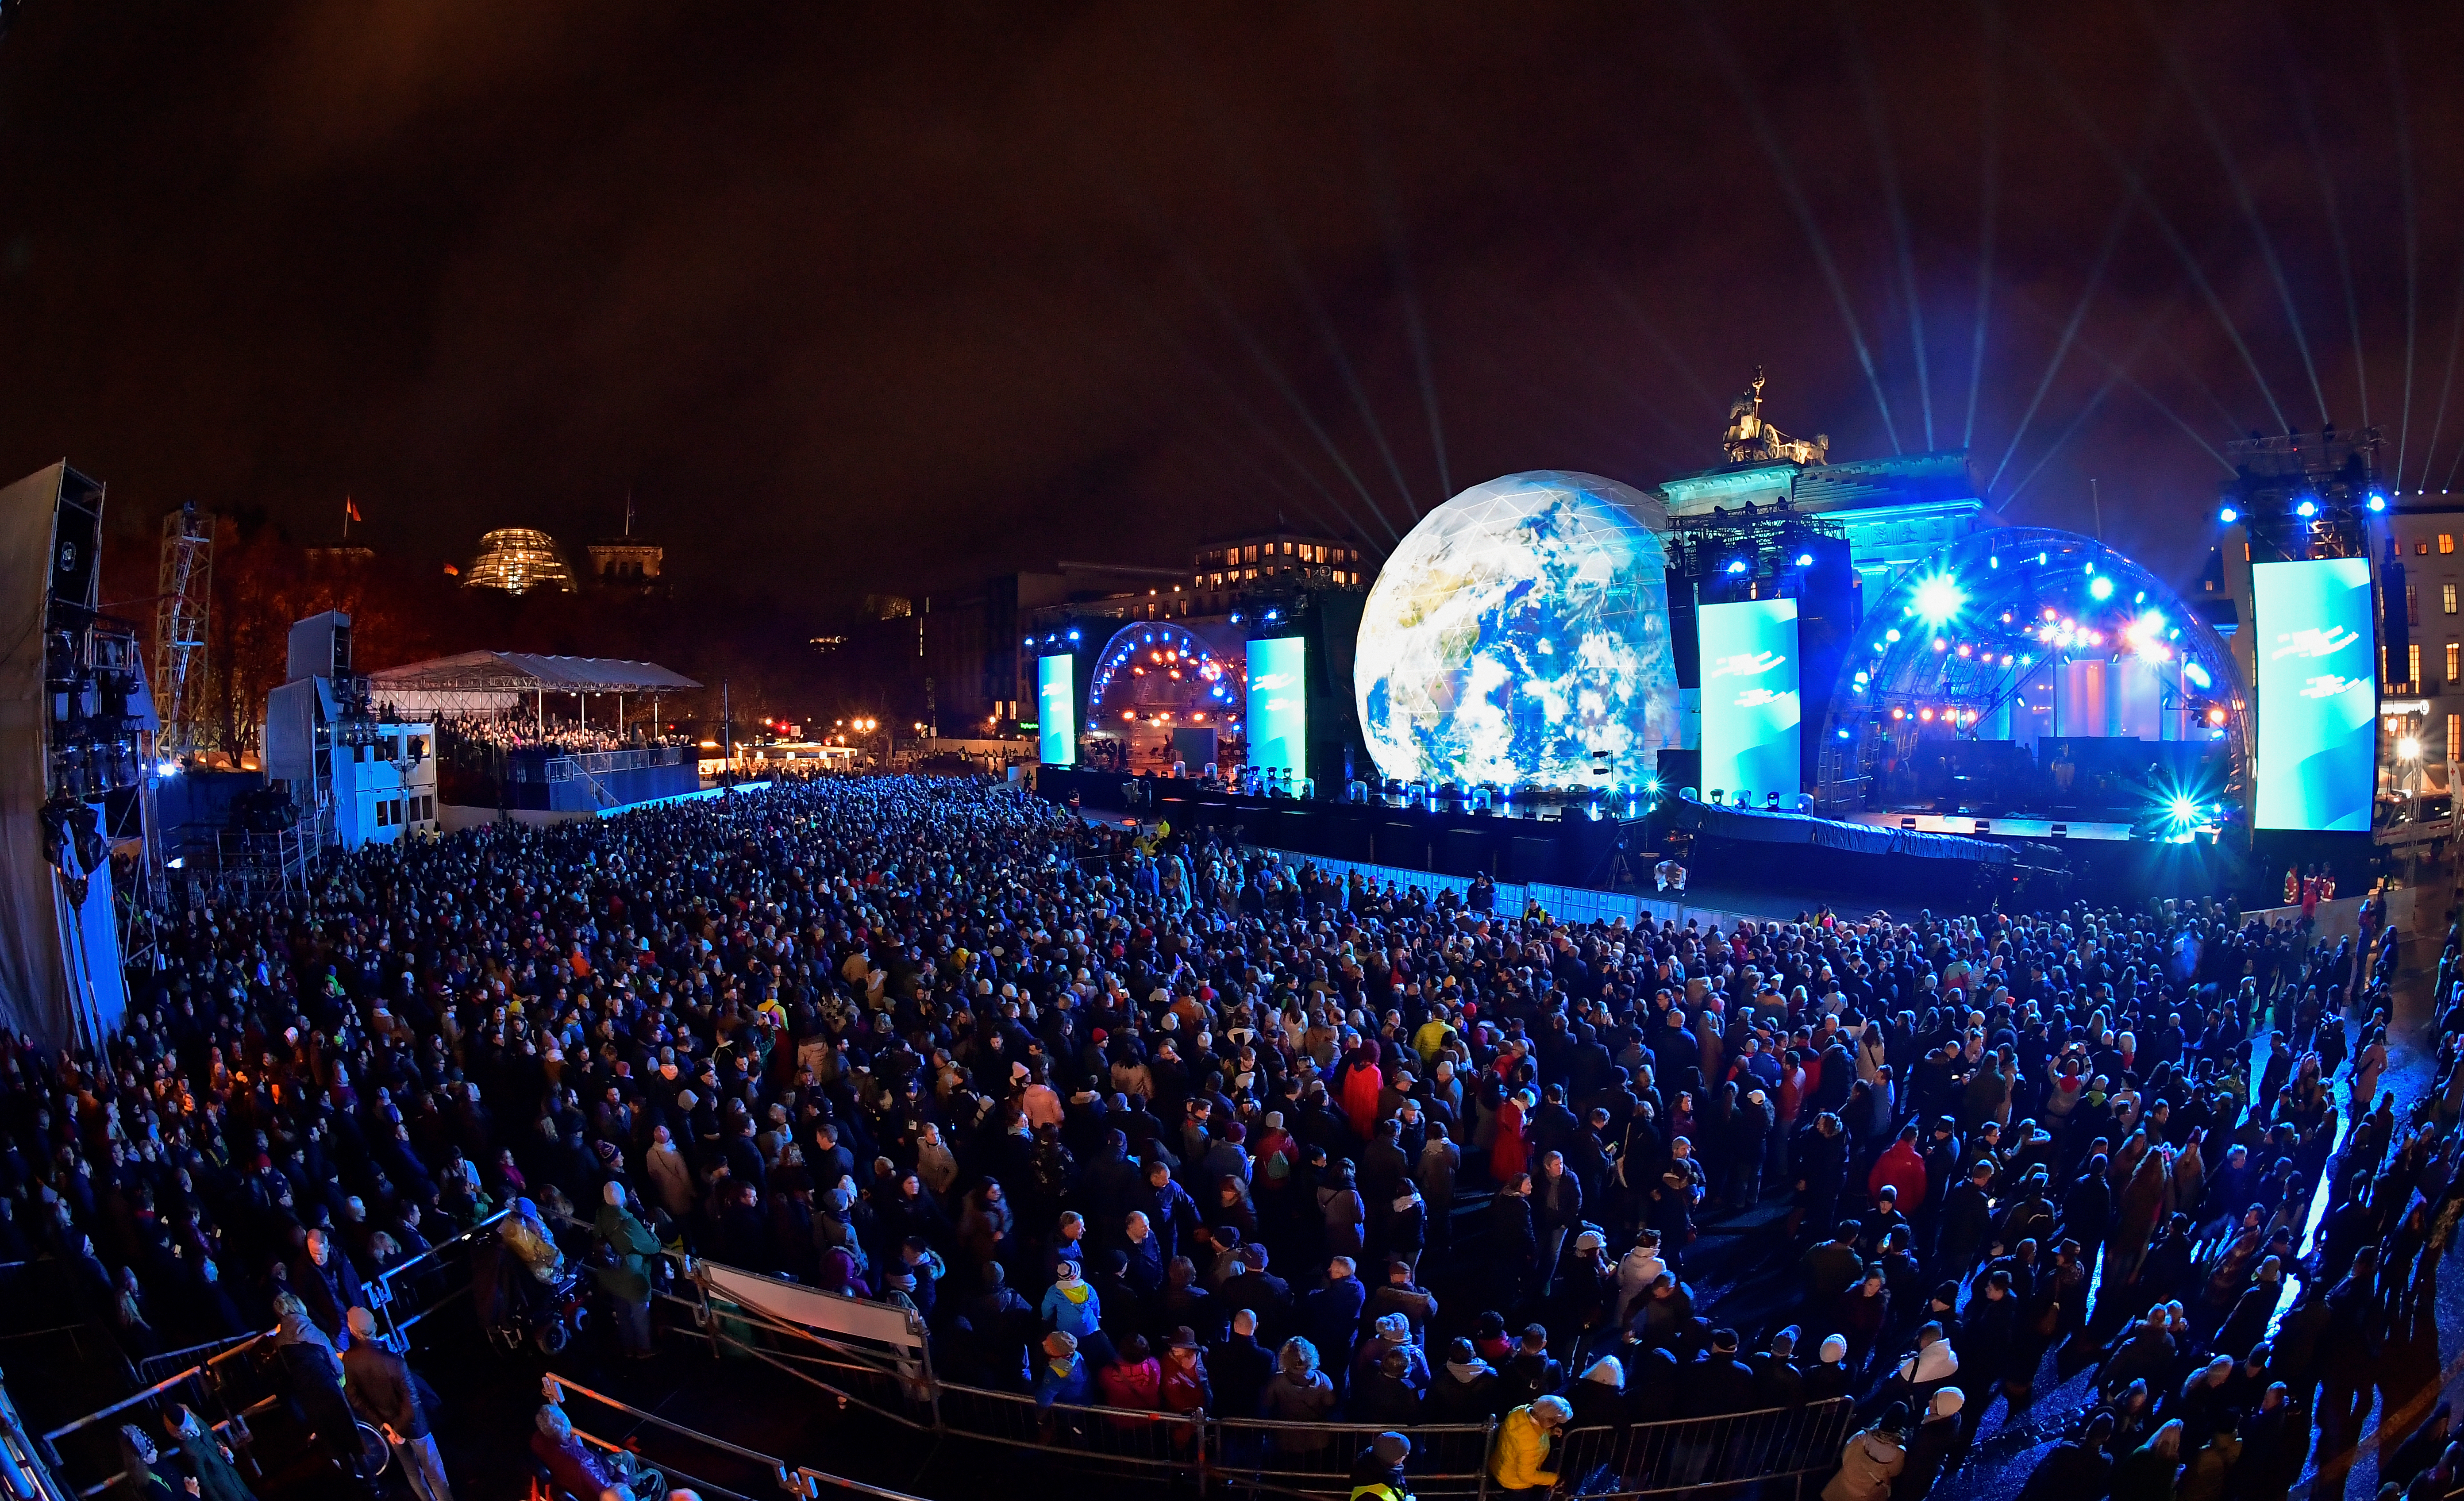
[679,1259,1857,1499]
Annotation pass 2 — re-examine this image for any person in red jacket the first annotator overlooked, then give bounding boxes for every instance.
[1868,1124,1929,1214]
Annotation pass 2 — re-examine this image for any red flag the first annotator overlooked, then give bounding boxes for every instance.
[345,496,362,523]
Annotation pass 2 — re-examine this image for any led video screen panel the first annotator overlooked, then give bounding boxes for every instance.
[1247,637,1308,776]
[1698,597,1801,801]
[2253,557,2376,831]
[1036,654,1075,766]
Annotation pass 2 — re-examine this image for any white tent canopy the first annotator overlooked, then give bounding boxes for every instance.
[367,651,698,716]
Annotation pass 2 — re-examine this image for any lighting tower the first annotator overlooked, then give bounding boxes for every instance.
[153,501,213,757]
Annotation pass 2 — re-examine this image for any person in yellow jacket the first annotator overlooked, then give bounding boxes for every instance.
[1489,1394,1571,1498]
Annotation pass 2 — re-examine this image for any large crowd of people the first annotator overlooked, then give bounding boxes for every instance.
[10,771,2463,1501]
[436,717,676,755]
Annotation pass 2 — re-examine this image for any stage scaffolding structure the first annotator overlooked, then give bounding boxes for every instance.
[151,502,213,759]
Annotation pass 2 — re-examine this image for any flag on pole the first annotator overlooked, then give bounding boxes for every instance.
[345,496,362,523]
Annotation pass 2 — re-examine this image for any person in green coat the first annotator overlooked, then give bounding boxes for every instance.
[594,1180,661,1357]
[160,1405,254,1501]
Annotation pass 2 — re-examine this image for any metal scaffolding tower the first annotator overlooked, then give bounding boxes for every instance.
[153,501,213,755]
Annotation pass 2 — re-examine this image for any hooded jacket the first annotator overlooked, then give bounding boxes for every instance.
[1040,1273,1102,1337]
[1821,1427,1907,1501]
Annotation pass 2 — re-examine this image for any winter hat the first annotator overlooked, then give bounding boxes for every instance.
[1043,1330,1078,1359]
[1583,1356,1625,1389]
[1376,1312,1409,1343]
[1818,1334,1848,1364]
[1372,1432,1411,1466]
[1575,1228,1606,1252]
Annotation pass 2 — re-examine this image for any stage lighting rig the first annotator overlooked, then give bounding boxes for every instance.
[2221,424,2383,562]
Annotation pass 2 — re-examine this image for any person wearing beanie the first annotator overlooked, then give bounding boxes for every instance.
[1684,1327,1756,1418]
[1894,1387,1965,1501]
[1352,1311,1430,1394]
[1822,1401,1910,1501]
[592,1179,661,1358]
[1425,1335,1503,1423]
[1041,1259,1103,1340]
[1035,1328,1090,1413]
[1348,1432,1414,1501]
[1805,1334,1855,1402]
[1568,1353,1627,1430]
[1752,1326,1806,1409]
[1351,1344,1425,1427]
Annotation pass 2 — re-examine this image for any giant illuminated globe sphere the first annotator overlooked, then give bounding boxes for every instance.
[1353,471,1682,789]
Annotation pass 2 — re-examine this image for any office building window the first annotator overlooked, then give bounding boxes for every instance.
[2420,540,2433,555]
[2446,642,2458,683]
[374,799,389,828]
[2410,643,2423,687]
[2410,584,2421,623]
[2443,535,2456,554]
[2451,714,2461,765]
[2447,584,2458,615]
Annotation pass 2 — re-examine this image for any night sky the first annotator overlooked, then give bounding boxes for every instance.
[0,1,2457,608]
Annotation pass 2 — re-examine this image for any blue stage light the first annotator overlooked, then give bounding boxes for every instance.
[2218,504,2238,524]
[2088,576,2114,600]
[1795,553,1813,567]
[2368,493,2387,512]
[1067,629,1081,641]
[2295,499,2317,518]
[2184,661,2212,689]
[1725,559,1749,575]
[1912,574,1965,627]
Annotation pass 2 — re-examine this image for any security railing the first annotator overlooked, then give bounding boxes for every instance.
[32,1207,509,1495]
[368,1207,512,1350]
[675,1262,1855,1501]
[37,1327,278,1496]
[540,1371,930,1501]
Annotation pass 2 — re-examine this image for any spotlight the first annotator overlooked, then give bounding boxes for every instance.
[1725,558,1749,575]
[1794,553,1814,567]
[2368,493,2387,513]
[2217,504,2239,524]
[2398,735,2423,761]
[2168,796,2199,826]
[1912,573,1965,627]
[2088,576,2114,600]
[2295,499,2318,519]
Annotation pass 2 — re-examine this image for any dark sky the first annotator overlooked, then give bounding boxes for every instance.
[0,1,2457,610]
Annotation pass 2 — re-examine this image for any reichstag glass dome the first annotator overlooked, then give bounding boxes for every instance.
[464,528,577,595]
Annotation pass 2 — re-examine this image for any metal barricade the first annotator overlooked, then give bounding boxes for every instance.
[1550,1398,1856,1498]
[372,1208,512,1350]
[1209,1412,1497,1499]
[544,1372,930,1501]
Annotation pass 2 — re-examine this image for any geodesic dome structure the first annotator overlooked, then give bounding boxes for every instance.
[1822,526,2250,815]
[1353,471,1680,789]
[464,528,577,595]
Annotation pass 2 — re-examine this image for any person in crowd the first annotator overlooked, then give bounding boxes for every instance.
[1490,1393,1570,1500]
[1822,1403,1909,1501]
[341,1307,453,1501]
